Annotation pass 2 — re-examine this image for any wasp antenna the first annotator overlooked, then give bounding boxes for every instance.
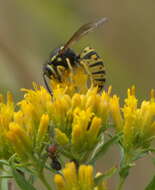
[43,73,53,96]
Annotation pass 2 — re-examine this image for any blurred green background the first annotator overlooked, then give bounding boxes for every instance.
[0,0,154,189]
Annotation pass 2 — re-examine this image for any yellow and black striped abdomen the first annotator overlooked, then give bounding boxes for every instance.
[79,47,106,90]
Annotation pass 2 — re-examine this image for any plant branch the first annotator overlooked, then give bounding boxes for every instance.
[39,172,52,190]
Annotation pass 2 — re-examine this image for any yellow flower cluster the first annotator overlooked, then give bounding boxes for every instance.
[0,75,154,164]
[1,61,155,190]
[0,79,111,162]
[0,86,50,161]
[49,83,111,160]
[50,85,111,133]
[54,162,107,190]
[110,86,155,150]
[0,92,14,159]
[50,66,89,96]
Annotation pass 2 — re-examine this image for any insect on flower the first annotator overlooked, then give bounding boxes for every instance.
[47,144,62,170]
[43,17,108,95]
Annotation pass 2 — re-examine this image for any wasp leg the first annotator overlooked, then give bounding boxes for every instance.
[43,73,53,96]
[56,65,65,82]
[66,58,74,82]
[79,59,94,87]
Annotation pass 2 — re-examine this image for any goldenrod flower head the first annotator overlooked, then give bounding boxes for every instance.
[54,162,95,190]
[51,86,111,131]
[123,86,137,119]
[20,83,52,121]
[6,113,50,160]
[2,81,110,161]
[0,92,14,159]
[50,66,89,96]
[49,94,72,133]
[0,89,52,160]
[110,95,123,130]
[54,128,69,146]
[111,87,155,150]
[72,108,102,152]
[36,114,49,151]
[53,106,102,159]
[0,92,14,131]
[85,87,111,124]
[41,81,111,159]
[6,122,33,160]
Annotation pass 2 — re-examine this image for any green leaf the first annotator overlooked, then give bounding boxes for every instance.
[0,171,9,190]
[0,160,9,166]
[132,150,149,161]
[145,175,155,190]
[88,132,122,164]
[0,175,13,178]
[28,175,37,185]
[94,167,117,185]
[12,169,37,190]
[1,177,8,190]
[89,135,104,163]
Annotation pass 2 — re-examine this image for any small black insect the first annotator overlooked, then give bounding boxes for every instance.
[47,144,61,171]
[43,18,108,95]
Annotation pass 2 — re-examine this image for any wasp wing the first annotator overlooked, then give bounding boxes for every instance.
[60,17,108,54]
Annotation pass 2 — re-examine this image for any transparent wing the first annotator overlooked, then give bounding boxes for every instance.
[59,17,108,54]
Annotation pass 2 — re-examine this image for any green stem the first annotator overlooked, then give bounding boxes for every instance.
[117,150,133,190]
[117,177,126,190]
[39,172,52,190]
[29,155,52,190]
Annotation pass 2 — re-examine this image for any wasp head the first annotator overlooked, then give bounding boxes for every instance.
[44,47,77,81]
[43,47,77,95]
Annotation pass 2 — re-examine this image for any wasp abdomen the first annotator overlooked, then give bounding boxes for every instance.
[79,47,106,89]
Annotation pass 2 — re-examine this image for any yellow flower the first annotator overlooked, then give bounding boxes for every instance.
[54,162,108,190]
[0,92,14,159]
[7,122,33,160]
[49,94,72,133]
[20,83,52,121]
[85,87,111,125]
[0,92,14,131]
[0,88,52,160]
[54,162,95,190]
[17,83,53,143]
[110,95,123,130]
[72,108,102,152]
[50,66,89,96]
[51,87,111,130]
[55,128,69,146]
[78,164,94,190]
[111,87,155,150]
[36,114,49,150]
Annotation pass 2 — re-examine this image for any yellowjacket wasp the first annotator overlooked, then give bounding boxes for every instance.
[43,18,108,95]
